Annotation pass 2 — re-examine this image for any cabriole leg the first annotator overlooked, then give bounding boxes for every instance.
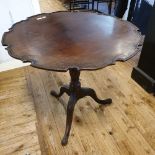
[50,85,70,97]
[50,68,112,146]
[61,93,77,145]
[79,87,112,105]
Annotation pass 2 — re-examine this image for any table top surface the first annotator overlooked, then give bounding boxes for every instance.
[2,11,142,71]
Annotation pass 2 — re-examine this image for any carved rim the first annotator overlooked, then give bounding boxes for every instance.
[1,11,143,72]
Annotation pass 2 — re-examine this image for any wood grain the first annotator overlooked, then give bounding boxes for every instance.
[0,0,155,154]
[2,11,142,71]
[0,68,41,155]
[25,55,155,154]
[0,47,155,155]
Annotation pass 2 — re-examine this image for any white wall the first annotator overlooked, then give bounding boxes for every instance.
[5,0,40,23]
[0,2,13,63]
[0,0,40,72]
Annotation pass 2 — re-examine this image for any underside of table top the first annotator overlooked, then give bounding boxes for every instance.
[2,11,143,71]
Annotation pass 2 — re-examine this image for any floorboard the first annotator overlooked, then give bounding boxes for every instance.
[0,68,41,155]
[0,0,154,155]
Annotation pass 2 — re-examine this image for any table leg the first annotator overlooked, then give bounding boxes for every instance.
[108,0,113,14]
[92,0,94,10]
[50,85,70,97]
[50,67,112,145]
[61,93,77,145]
[79,87,112,104]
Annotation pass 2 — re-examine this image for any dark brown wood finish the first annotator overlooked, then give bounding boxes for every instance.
[2,11,142,72]
[2,11,143,146]
[51,67,112,145]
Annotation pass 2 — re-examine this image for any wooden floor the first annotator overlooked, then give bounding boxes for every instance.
[0,56,155,155]
[0,0,155,155]
[39,0,66,13]
[0,68,41,154]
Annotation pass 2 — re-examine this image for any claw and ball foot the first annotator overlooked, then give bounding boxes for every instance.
[50,68,112,145]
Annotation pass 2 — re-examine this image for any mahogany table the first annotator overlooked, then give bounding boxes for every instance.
[2,11,142,145]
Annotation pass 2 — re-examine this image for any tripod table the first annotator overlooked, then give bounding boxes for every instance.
[2,11,142,145]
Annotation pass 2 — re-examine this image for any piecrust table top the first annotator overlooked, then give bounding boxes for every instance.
[2,11,142,71]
